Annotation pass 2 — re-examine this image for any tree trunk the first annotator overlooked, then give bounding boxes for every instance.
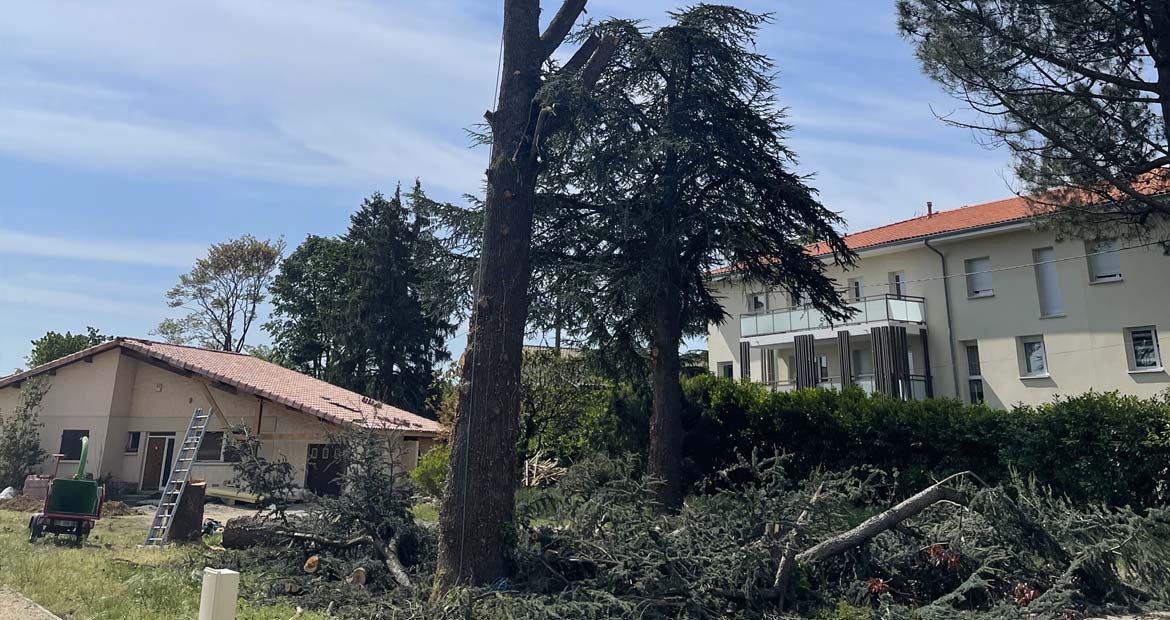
[221,515,282,549]
[432,0,545,594]
[167,480,205,543]
[647,281,685,509]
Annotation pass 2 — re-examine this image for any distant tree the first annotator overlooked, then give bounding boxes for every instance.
[532,6,854,507]
[265,235,352,379]
[898,0,1170,242]
[266,183,460,413]
[518,348,608,462]
[157,235,285,352]
[0,379,49,489]
[27,327,109,368]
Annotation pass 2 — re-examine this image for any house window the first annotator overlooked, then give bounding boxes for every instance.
[764,349,778,383]
[59,430,89,461]
[888,271,907,298]
[1032,247,1064,317]
[125,431,141,454]
[1018,335,1048,377]
[749,292,768,313]
[1125,327,1162,371]
[1086,239,1122,282]
[847,278,864,302]
[790,290,812,307]
[817,355,830,383]
[852,348,873,377]
[964,257,993,298]
[964,341,984,404]
[196,431,240,462]
[717,362,734,378]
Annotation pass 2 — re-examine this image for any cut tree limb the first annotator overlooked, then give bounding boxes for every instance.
[795,482,969,565]
[773,482,824,609]
[540,0,589,58]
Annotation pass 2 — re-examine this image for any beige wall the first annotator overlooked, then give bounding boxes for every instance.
[708,224,1170,407]
[0,350,430,492]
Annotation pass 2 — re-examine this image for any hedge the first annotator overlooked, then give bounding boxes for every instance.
[678,375,1170,507]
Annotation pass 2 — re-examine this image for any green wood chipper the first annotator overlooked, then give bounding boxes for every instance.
[28,436,105,545]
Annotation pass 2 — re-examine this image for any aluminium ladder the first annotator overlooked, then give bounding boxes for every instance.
[144,407,210,546]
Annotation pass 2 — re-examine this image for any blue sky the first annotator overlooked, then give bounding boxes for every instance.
[0,0,1016,373]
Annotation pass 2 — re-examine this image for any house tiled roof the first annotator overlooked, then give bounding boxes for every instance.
[0,337,441,434]
[709,195,1036,277]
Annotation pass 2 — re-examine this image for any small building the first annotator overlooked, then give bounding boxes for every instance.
[708,191,1170,408]
[0,337,441,496]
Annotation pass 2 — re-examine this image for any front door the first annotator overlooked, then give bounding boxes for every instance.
[141,435,175,492]
[305,444,342,496]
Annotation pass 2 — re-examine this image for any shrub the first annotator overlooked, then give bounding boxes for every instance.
[410,443,449,500]
[0,379,49,489]
[677,376,1170,506]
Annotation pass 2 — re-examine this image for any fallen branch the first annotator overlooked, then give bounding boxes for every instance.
[773,482,824,609]
[795,482,969,565]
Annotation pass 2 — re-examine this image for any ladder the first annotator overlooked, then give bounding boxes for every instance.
[144,408,210,546]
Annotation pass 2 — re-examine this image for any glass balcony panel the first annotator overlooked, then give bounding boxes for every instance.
[741,315,758,337]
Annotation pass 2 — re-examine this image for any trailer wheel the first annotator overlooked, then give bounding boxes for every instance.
[27,515,43,543]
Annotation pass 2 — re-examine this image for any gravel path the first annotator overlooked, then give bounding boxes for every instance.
[0,586,60,620]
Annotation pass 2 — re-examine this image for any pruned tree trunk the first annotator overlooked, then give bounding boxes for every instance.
[221,515,281,549]
[433,0,613,595]
[647,277,685,509]
[167,481,205,543]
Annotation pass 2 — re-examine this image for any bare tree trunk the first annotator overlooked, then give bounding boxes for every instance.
[433,0,605,594]
[647,278,685,509]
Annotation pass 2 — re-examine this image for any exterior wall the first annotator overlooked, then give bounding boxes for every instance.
[0,350,432,493]
[708,224,1170,407]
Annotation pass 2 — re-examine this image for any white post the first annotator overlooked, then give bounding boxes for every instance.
[198,568,239,620]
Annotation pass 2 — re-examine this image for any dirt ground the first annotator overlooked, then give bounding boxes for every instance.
[0,586,60,619]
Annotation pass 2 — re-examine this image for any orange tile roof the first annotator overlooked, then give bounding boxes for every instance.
[0,338,440,434]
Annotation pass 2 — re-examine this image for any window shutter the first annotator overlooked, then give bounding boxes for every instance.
[1032,247,1063,316]
[738,341,750,381]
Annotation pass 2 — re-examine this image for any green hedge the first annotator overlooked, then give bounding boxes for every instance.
[679,375,1170,507]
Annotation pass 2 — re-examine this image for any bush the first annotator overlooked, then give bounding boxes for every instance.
[410,444,449,500]
[0,379,49,489]
[677,375,1170,507]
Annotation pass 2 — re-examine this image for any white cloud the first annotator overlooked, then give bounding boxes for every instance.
[0,229,205,268]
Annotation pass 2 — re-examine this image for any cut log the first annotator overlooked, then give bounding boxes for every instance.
[221,515,283,549]
[167,480,205,543]
[795,482,969,565]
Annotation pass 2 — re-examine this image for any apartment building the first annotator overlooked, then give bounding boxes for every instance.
[707,194,1170,408]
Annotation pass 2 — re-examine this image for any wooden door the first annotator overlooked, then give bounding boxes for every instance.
[305,444,342,496]
[141,436,168,491]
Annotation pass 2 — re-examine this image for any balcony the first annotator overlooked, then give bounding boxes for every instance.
[763,374,930,399]
[741,294,926,338]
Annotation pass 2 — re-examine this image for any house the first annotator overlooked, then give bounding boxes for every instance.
[0,337,441,496]
[707,192,1170,408]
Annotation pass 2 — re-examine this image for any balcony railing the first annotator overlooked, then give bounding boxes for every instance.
[741,294,925,338]
[763,374,929,399]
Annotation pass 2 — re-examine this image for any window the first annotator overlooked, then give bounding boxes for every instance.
[964,257,993,298]
[888,271,907,298]
[1032,247,1064,317]
[125,431,141,454]
[717,362,734,378]
[847,278,864,302]
[764,349,778,383]
[749,292,768,313]
[791,290,812,307]
[852,348,873,377]
[964,342,984,404]
[817,355,830,383]
[1018,336,1048,377]
[1125,327,1162,371]
[1086,239,1122,282]
[196,431,240,462]
[59,430,89,460]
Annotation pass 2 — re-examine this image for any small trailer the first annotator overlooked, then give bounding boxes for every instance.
[28,437,105,545]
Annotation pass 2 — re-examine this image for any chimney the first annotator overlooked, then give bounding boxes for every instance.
[927,201,934,217]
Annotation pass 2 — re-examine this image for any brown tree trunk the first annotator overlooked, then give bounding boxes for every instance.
[167,480,205,543]
[647,279,685,509]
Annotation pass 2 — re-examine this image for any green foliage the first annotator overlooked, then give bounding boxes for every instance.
[266,183,461,413]
[897,0,1170,241]
[228,426,297,521]
[0,379,49,488]
[157,234,285,352]
[410,443,449,500]
[679,376,1170,507]
[518,349,611,462]
[27,327,109,368]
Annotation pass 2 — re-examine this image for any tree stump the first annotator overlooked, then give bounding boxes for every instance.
[167,480,206,543]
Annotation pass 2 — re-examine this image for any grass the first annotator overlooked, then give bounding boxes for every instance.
[0,509,327,620]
